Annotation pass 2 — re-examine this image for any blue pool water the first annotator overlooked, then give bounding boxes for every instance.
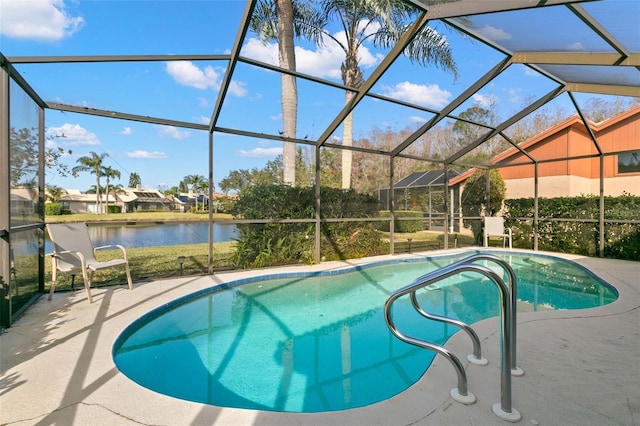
[113,252,617,413]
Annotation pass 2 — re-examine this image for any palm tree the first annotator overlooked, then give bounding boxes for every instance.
[45,185,67,203]
[183,174,206,211]
[332,1,457,188]
[251,0,324,186]
[128,172,141,188]
[284,1,457,189]
[108,184,126,213]
[73,151,108,213]
[103,165,121,214]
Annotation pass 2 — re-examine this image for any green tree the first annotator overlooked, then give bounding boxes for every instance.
[128,172,141,188]
[219,169,253,194]
[319,147,341,188]
[461,169,506,243]
[9,127,72,187]
[72,151,108,214]
[103,165,121,214]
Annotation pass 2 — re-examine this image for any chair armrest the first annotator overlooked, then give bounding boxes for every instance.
[50,249,87,267]
[50,250,73,257]
[94,244,129,260]
[94,244,122,251]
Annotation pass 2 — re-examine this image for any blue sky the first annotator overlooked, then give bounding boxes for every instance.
[0,0,627,192]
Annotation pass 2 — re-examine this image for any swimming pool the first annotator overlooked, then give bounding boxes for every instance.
[113,251,617,413]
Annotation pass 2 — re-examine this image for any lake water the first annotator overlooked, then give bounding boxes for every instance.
[44,222,237,251]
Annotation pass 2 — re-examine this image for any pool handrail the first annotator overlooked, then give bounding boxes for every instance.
[384,260,521,422]
[412,253,521,374]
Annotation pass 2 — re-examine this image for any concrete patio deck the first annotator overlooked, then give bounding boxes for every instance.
[1,249,639,425]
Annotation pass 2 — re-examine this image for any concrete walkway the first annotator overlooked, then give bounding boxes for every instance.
[1,250,639,425]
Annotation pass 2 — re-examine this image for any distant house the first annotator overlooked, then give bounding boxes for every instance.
[58,189,114,214]
[116,187,172,212]
[56,187,172,213]
[450,104,640,199]
[166,193,196,212]
[166,191,237,212]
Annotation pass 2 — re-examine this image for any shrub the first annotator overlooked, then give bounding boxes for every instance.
[377,210,423,233]
[45,203,62,216]
[107,205,122,214]
[504,194,640,260]
[231,185,387,268]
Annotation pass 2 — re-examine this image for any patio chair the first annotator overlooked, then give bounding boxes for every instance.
[46,223,133,303]
[483,216,512,249]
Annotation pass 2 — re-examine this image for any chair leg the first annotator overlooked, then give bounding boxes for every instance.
[125,263,133,290]
[81,268,93,303]
[48,258,57,301]
[48,279,57,301]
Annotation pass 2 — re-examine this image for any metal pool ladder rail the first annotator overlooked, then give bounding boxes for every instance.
[383,253,522,422]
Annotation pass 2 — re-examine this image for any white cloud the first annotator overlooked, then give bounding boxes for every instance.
[156,125,190,139]
[228,80,248,97]
[126,150,167,159]
[504,87,524,104]
[198,97,210,107]
[236,147,282,157]
[472,93,498,108]
[195,115,210,124]
[381,81,451,108]
[47,123,100,146]
[476,25,511,41]
[409,115,428,124]
[0,0,84,41]
[165,61,220,90]
[120,127,132,135]
[165,61,247,96]
[567,41,585,51]
[241,25,383,81]
[241,38,279,66]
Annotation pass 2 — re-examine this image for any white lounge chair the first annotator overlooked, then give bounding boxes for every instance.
[46,223,133,303]
[483,216,512,249]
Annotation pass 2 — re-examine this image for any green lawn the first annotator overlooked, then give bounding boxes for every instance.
[45,241,237,291]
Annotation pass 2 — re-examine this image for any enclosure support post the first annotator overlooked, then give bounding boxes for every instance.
[208,131,214,274]
[0,66,11,327]
[389,158,395,255]
[599,155,605,257]
[38,107,45,291]
[444,164,449,248]
[315,145,321,264]
[534,163,539,251]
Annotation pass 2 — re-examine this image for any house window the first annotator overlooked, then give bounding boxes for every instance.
[618,150,640,174]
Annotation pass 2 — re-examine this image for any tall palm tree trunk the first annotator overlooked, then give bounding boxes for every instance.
[277,0,297,186]
[95,174,101,214]
[341,53,363,189]
[105,176,110,214]
[341,95,354,190]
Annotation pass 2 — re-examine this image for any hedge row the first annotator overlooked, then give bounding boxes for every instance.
[377,210,423,233]
[504,194,640,260]
[230,185,388,268]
